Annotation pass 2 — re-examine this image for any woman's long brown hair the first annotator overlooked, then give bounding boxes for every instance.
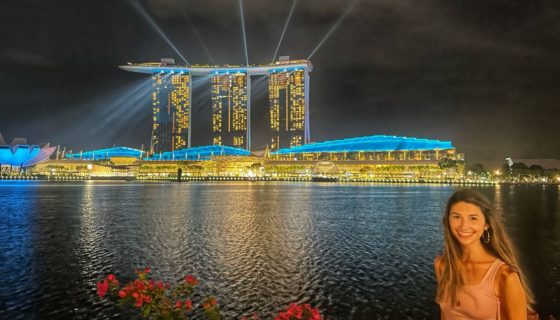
[436,189,534,305]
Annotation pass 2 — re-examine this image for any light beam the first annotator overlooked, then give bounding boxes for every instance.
[307,0,359,60]
[272,0,298,62]
[239,0,249,66]
[94,77,154,127]
[128,0,191,66]
[182,9,216,65]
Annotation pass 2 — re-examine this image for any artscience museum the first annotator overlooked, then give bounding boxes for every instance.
[0,133,57,168]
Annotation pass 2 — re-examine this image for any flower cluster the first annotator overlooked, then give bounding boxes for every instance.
[97,268,323,320]
[97,267,221,320]
[97,273,119,298]
[274,303,322,320]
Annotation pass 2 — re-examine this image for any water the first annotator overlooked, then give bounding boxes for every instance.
[0,182,558,319]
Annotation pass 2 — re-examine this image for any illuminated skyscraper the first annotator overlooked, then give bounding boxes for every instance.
[151,73,191,153]
[211,73,250,149]
[120,58,312,152]
[268,66,310,150]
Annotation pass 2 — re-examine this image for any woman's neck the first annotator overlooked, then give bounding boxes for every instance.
[461,241,493,262]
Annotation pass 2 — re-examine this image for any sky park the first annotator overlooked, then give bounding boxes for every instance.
[0,0,466,183]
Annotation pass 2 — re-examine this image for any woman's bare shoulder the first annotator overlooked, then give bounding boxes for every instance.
[499,264,522,287]
[494,263,522,295]
[497,263,520,283]
[497,264,527,318]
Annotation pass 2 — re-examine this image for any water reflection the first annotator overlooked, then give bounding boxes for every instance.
[0,182,558,319]
[485,185,560,316]
[0,182,39,314]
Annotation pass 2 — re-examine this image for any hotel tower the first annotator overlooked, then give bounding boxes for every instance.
[120,57,312,153]
[211,73,250,149]
[268,68,308,150]
[150,73,191,154]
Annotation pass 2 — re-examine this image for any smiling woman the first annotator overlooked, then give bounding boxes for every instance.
[434,189,537,320]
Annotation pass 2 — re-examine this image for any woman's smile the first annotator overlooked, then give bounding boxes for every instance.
[448,201,488,247]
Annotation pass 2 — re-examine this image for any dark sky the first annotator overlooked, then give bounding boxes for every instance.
[1,0,559,168]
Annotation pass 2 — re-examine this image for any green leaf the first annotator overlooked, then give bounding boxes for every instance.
[204,308,222,320]
[142,305,151,317]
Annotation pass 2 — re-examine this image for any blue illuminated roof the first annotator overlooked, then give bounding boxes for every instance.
[0,145,56,167]
[65,147,144,160]
[146,145,250,161]
[271,135,454,155]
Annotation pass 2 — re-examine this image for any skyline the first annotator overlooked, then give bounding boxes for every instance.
[1,0,560,168]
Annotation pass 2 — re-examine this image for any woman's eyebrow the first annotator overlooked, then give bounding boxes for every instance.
[450,211,480,216]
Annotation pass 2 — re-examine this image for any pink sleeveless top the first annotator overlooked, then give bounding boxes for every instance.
[439,259,505,320]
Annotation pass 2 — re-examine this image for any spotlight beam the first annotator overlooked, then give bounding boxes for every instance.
[97,77,153,120]
[272,0,298,62]
[86,77,154,138]
[307,0,359,60]
[128,0,191,66]
[182,9,216,65]
[239,0,249,66]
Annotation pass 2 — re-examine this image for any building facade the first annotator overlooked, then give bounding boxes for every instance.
[268,69,308,150]
[47,135,464,181]
[151,73,191,153]
[211,73,249,149]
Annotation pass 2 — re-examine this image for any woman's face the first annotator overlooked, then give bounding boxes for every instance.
[448,201,489,248]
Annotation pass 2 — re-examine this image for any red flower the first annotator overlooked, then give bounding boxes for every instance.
[133,279,146,291]
[104,274,119,287]
[185,298,193,310]
[155,280,164,290]
[185,275,199,286]
[202,297,218,310]
[96,280,109,298]
[96,269,227,319]
[275,303,322,320]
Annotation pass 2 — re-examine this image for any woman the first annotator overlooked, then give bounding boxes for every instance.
[434,189,535,319]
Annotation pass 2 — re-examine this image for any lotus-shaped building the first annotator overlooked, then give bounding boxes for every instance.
[0,133,57,167]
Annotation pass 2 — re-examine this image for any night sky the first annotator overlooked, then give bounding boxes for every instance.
[1,0,559,169]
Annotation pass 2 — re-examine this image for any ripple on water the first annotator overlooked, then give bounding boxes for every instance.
[0,182,558,319]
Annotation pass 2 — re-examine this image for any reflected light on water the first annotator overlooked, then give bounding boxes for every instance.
[0,182,558,319]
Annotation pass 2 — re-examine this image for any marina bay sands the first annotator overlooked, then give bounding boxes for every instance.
[120,57,312,153]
